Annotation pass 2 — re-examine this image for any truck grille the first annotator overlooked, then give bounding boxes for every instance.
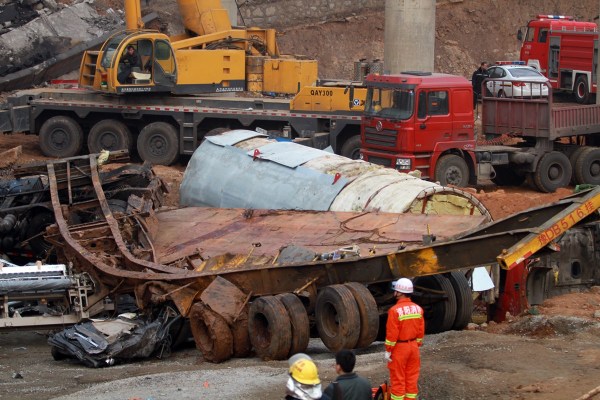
[364,127,398,149]
[367,156,392,167]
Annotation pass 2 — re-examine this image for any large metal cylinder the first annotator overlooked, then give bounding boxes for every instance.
[177,0,232,36]
[384,0,436,73]
[179,130,491,220]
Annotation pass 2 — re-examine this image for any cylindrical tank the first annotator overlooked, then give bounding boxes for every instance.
[179,130,491,220]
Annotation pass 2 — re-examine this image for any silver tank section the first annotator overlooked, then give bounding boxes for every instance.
[179,130,491,220]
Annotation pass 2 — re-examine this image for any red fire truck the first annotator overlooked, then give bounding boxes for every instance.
[360,71,600,192]
[518,14,598,103]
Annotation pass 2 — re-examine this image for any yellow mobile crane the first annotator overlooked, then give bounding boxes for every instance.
[79,0,318,96]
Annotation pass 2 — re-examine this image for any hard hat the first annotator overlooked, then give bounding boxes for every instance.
[289,358,321,385]
[392,278,414,294]
[288,353,312,367]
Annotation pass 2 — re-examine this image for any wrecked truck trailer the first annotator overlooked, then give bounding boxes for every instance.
[33,152,600,364]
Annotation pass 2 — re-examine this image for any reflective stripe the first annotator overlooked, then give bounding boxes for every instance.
[391,394,405,400]
[406,393,418,399]
[398,313,422,321]
[385,339,396,346]
[416,338,423,343]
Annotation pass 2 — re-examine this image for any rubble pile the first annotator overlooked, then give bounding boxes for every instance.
[0,0,123,78]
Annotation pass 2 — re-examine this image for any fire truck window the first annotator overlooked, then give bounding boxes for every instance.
[538,29,548,43]
[525,27,534,42]
[427,91,448,116]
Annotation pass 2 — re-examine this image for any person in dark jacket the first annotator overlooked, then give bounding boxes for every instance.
[471,61,489,108]
[321,349,372,400]
[118,45,142,84]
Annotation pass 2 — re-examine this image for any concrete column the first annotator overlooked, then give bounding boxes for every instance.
[221,0,238,25]
[384,0,436,74]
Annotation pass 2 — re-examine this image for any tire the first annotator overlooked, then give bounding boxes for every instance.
[446,271,473,330]
[248,296,292,360]
[340,135,362,160]
[491,165,525,186]
[231,311,252,358]
[276,293,310,356]
[574,75,591,104]
[26,210,55,258]
[189,302,234,363]
[574,147,600,186]
[137,122,179,165]
[569,147,588,185]
[87,119,133,154]
[533,151,572,193]
[39,116,83,158]
[315,284,361,351]
[414,274,457,334]
[435,154,469,187]
[344,282,379,349]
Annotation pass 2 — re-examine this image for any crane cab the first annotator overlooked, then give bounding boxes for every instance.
[79,31,177,94]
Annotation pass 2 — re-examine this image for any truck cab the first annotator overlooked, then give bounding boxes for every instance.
[360,72,477,186]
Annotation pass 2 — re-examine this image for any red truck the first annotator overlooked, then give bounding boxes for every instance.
[360,71,600,192]
[518,14,598,104]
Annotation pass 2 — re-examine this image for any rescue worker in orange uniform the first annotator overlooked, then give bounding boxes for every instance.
[384,278,425,400]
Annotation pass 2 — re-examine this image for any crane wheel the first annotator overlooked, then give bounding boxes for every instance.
[569,147,588,185]
[189,302,233,363]
[574,75,591,104]
[276,293,310,356]
[446,271,474,330]
[248,296,292,360]
[344,282,379,348]
[315,284,360,352]
[87,119,133,154]
[137,122,179,165]
[414,274,457,334]
[435,154,469,187]
[39,116,83,158]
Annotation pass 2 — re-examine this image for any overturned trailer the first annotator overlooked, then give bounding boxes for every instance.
[0,150,587,366]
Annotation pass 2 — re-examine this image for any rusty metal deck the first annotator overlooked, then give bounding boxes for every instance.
[151,208,488,265]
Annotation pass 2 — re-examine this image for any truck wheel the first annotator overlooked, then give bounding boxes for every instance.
[315,284,360,351]
[414,274,457,334]
[491,165,525,186]
[39,116,83,158]
[248,296,292,360]
[574,75,591,104]
[344,282,379,349]
[569,147,588,184]
[574,147,600,185]
[88,120,133,154]
[137,122,179,165]
[446,271,473,330]
[533,151,572,193]
[340,135,362,160]
[435,154,469,187]
[189,302,234,363]
[275,293,310,356]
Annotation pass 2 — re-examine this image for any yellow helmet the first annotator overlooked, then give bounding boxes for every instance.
[289,358,320,385]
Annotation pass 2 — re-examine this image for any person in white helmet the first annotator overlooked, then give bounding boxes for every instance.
[285,353,323,400]
[384,278,424,400]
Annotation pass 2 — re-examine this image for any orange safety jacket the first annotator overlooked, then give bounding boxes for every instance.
[385,297,425,351]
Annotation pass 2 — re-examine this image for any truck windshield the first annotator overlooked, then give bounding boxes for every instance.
[100,33,127,68]
[365,88,414,120]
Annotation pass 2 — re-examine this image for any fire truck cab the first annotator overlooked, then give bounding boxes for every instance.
[518,14,598,103]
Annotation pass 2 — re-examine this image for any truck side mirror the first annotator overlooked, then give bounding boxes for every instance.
[517,29,523,41]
